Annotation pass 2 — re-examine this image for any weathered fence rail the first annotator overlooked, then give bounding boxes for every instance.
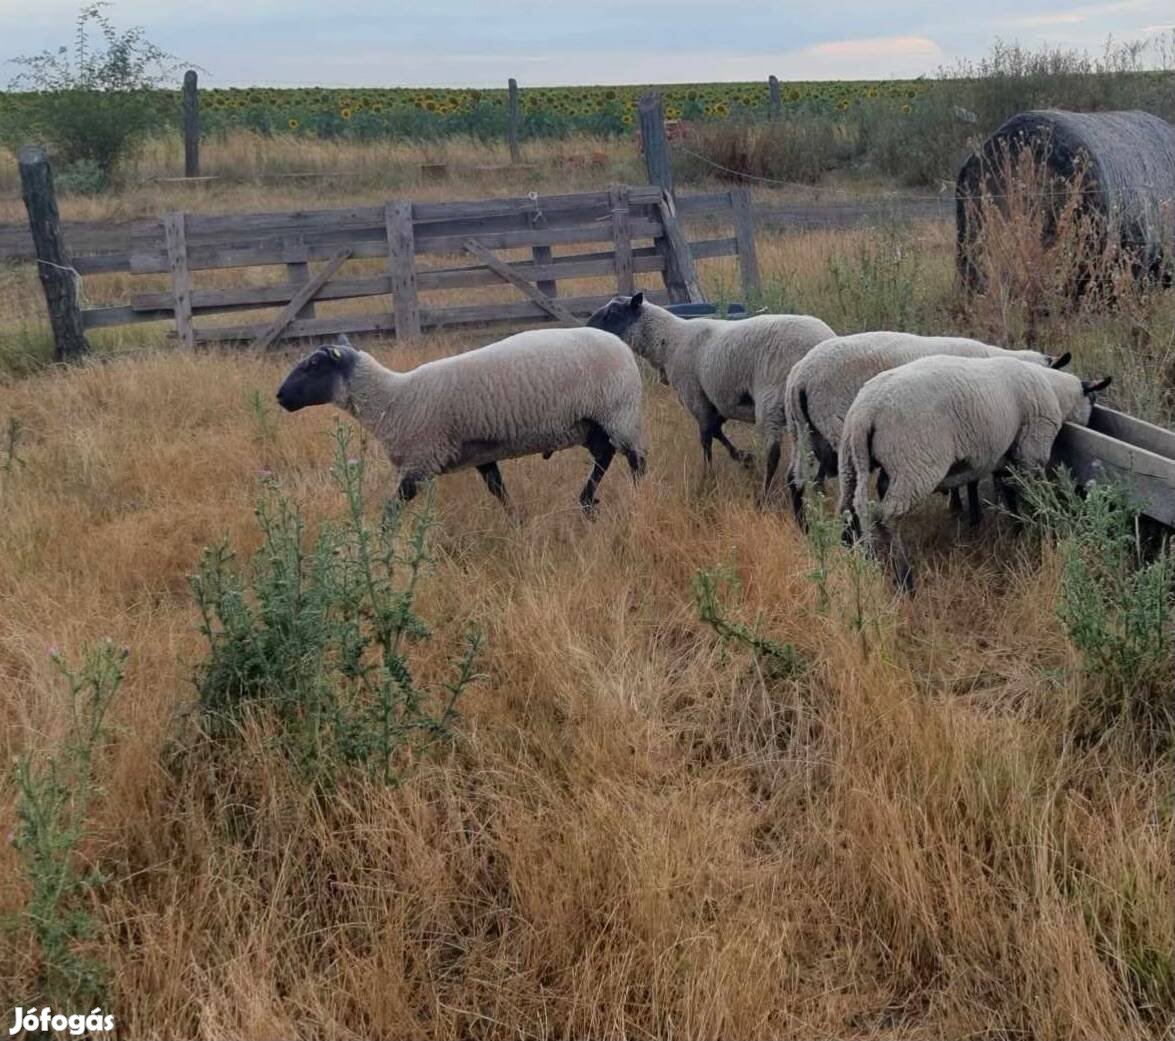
[19,178,760,349]
[0,197,955,267]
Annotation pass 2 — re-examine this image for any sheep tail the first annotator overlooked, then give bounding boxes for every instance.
[838,420,873,545]
[785,379,809,478]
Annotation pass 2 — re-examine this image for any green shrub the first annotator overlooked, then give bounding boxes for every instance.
[827,217,924,332]
[10,640,125,1008]
[1020,473,1174,739]
[692,565,803,679]
[1,4,180,178]
[54,156,109,195]
[190,421,479,786]
[678,116,856,185]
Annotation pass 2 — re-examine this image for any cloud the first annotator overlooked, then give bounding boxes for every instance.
[1005,0,1155,27]
[804,35,942,59]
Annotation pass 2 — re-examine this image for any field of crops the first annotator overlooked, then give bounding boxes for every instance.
[0,79,929,141]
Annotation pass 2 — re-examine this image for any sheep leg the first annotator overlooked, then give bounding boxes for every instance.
[394,474,420,502]
[715,426,753,468]
[623,448,647,481]
[948,488,963,513]
[579,426,616,515]
[874,522,915,594]
[761,441,782,505]
[967,481,981,528]
[476,462,512,512]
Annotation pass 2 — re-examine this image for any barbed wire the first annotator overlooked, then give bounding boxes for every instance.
[667,140,1175,206]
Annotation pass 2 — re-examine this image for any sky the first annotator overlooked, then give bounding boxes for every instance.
[0,0,1173,87]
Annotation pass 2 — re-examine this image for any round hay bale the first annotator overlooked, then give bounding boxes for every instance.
[957,109,1175,291]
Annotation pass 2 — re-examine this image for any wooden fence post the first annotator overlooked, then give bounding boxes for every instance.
[638,93,674,199]
[507,78,521,164]
[18,145,89,361]
[655,193,703,304]
[182,70,200,177]
[768,75,782,122]
[163,211,195,348]
[531,244,556,299]
[730,188,761,301]
[386,200,421,340]
[283,237,315,319]
[609,184,634,294]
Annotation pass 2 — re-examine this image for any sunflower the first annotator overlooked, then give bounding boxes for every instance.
[622,113,633,125]
[836,99,851,111]
[288,117,299,129]
[900,103,913,114]
[340,107,353,119]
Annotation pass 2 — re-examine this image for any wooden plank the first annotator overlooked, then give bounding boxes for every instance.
[386,200,421,340]
[182,70,200,177]
[132,188,666,241]
[1089,405,1175,463]
[254,247,352,350]
[163,211,195,349]
[507,78,521,163]
[284,238,315,320]
[197,290,671,344]
[655,195,704,304]
[129,250,669,317]
[18,145,90,360]
[730,188,762,300]
[1053,422,1175,527]
[463,239,583,326]
[689,237,739,259]
[674,192,735,218]
[83,305,173,328]
[638,93,674,197]
[610,184,634,294]
[129,218,665,273]
[72,253,134,275]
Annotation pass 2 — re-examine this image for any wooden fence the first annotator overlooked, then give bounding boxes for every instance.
[54,183,758,348]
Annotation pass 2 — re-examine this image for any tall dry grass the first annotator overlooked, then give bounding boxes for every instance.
[0,327,1173,1038]
[0,186,1174,1037]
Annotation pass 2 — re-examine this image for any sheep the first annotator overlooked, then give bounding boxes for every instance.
[586,293,835,501]
[275,331,646,514]
[837,354,1110,591]
[784,332,1070,525]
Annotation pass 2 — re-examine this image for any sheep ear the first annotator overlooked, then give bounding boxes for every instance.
[1050,351,1071,370]
[629,292,644,310]
[1082,377,1111,396]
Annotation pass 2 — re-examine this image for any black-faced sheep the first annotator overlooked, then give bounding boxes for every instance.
[276,332,646,514]
[784,331,1070,524]
[587,293,835,501]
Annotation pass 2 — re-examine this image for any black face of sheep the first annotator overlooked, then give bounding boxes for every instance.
[276,341,359,412]
[586,292,644,342]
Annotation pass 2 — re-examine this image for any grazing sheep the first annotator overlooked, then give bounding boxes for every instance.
[275,332,646,514]
[784,332,1070,524]
[586,293,835,501]
[837,355,1109,591]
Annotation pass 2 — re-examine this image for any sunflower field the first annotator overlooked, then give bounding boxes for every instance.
[0,80,929,144]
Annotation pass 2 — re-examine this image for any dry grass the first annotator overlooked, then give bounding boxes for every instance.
[1,163,1174,1037]
[0,329,1172,1038]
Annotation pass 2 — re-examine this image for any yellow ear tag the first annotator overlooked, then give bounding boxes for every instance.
[330,348,341,359]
